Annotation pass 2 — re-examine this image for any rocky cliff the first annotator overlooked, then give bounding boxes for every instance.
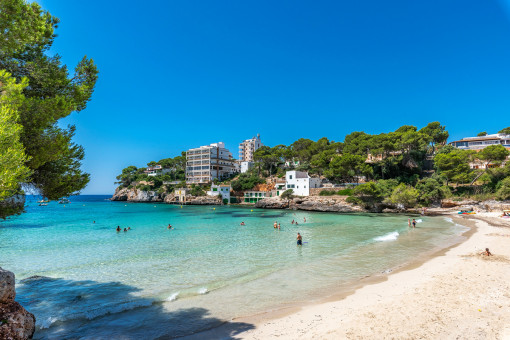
[255,196,363,212]
[111,187,164,202]
[111,187,222,205]
[0,268,35,339]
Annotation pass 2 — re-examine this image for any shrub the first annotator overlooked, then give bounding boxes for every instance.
[231,173,264,192]
[280,189,294,199]
[415,177,450,206]
[496,177,510,200]
[337,188,353,196]
[319,190,337,196]
[190,184,206,197]
[387,183,419,209]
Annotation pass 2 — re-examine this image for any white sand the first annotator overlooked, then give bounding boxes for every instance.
[236,213,510,339]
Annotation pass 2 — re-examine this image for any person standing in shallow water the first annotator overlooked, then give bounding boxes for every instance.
[274,221,278,229]
[412,219,417,228]
[297,233,302,245]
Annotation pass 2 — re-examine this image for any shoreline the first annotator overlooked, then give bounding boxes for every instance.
[190,212,510,339]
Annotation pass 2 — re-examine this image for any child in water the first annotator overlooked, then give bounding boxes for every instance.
[297,233,302,245]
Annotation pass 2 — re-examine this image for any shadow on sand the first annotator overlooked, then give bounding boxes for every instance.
[17,276,254,339]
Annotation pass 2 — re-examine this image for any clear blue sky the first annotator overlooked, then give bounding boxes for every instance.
[36,0,510,194]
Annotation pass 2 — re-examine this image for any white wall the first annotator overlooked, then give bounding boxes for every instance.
[285,171,320,196]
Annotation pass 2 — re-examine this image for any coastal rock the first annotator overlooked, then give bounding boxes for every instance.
[441,199,480,208]
[0,268,15,302]
[0,268,36,340]
[111,187,164,202]
[188,196,222,205]
[254,197,290,209]
[255,196,361,212]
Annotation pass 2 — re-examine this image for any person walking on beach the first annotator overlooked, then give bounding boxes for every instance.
[412,219,416,228]
[297,233,302,246]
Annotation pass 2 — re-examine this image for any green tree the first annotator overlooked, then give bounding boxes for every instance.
[477,131,488,137]
[0,0,98,202]
[325,153,372,183]
[415,177,450,206]
[434,149,473,185]
[280,189,294,199]
[0,71,31,201]
[496,177,510,200]
[387,183,419,208]
[471,145,510,185]
[498,127,510,134]
[419,122,449,151]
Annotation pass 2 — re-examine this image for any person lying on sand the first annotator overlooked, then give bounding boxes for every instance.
[480,248,492,256]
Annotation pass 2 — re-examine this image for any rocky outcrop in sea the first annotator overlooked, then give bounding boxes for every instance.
[255,196,363,212]
[0,268,35,339]
[111,187,222,205]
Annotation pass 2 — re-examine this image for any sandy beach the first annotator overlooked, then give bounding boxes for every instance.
[211,212,510,339]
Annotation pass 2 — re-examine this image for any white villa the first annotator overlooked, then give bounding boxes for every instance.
[449,133,510,151]
[285,171,321,196]
[207,184,231,203]
[145,165,171,177]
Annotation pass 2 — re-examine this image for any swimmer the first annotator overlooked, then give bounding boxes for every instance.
[480,248,492,256]
[127,227,131,230]
[278,223,281,230]
[93,221,96,224]
[297,233,302,246]
[116,226,121,232]
[291,219,295,224]
[240,222,245,226]
[167,224,173,229]
[274,221,278,229]
[295,221,299,226]
[412,219,416,228]
[123,228,127,232]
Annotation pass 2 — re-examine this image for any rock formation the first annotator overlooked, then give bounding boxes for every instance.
[111,187,164,202]
[0,268,35,339]
[255,196,362,212]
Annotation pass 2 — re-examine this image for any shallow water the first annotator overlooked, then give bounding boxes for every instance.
[0,196,468,339]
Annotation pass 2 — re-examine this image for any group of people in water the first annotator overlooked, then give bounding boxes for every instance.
[239,217,307,245]
[116,226,131,232]
[408,218,417,228]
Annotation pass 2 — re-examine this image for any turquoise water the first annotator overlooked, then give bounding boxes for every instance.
[0,196,468,339]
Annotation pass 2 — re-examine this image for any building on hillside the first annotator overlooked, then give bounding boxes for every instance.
[174,188,189,203]
[239,134,263,162]
[449,133,510,151]
[244,190,273,203]
[273,180,287,197]
[185,142,237,184]
[240,161,254,173]
[145,165,171,177]
[285,171,321,196]
[207,184,231,203]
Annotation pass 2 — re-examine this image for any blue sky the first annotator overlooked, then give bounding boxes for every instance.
[35,0,510,194]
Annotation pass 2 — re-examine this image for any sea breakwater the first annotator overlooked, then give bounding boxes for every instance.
[0,268,35,339]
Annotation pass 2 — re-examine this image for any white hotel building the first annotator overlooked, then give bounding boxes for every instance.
[185,142,237,184]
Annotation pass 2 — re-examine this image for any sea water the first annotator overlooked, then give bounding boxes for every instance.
[0,196,468,339]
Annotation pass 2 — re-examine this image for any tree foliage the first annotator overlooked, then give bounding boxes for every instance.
[0,0,98,202]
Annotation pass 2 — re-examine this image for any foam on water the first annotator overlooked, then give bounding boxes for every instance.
[373,231,399,242]
[166,292,179,302]
[198,287,209,295]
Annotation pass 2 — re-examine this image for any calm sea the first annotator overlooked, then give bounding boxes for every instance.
[0,195,467,339]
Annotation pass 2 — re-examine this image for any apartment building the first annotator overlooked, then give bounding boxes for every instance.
[239,134,263,162]
[186,142,237,184]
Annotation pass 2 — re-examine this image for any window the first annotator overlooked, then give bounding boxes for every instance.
[289,175,293,179]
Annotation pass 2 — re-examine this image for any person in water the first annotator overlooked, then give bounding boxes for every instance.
[240,222,245,226]
[295,221,299,225]
[274,221,278,229]
[123,228,127,232]
[408,218,411,227]
[304,217,306,222]
[291,219,295,224]
[127,227,131,230]
[412,219,417,228]
[278,223,281,230]
[480,248,492,256]
[116,226,121,232]
[297,233,302,245]
[167,224,173,229]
